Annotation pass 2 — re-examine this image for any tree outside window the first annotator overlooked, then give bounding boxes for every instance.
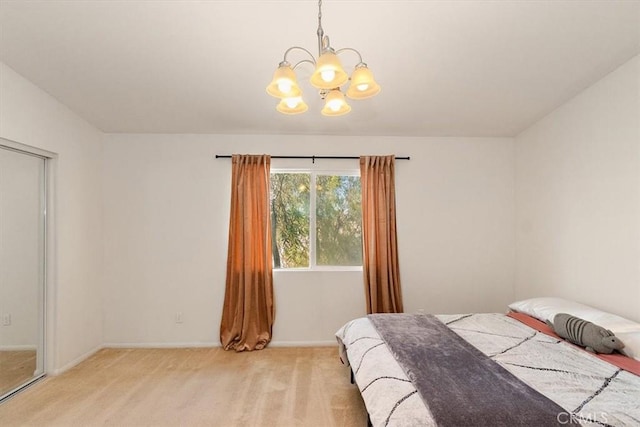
[270,172,362,269]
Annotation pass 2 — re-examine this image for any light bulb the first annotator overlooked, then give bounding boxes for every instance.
[329,100,341,112]
[357,83,369,91]
[285,97,300,108]
[277,80,292,94]
[321,69,335,83]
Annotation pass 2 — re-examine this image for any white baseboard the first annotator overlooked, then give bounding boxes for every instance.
[52,344,103,376]
[102,341,221,349]
[101,340,337,349]
[0,345,38,351]
[269,340,337,347]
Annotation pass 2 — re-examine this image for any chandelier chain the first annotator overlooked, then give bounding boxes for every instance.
[316,0,326,55]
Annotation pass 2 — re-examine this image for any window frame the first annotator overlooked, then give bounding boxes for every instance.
[270,168,363,272]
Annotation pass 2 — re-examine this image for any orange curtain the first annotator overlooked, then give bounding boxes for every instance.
[220,154,274,351]
[360,155,404,314]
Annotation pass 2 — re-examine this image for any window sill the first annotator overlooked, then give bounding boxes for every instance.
[273,267,363,273]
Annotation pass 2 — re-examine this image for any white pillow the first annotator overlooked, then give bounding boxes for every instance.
[508,297,640,361]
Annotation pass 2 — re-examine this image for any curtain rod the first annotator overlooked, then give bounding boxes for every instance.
[215,155,410,164]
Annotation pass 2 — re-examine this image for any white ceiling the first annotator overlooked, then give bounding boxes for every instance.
[0,1,639,137]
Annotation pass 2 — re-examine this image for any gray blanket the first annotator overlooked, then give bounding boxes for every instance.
[368,314,576,426]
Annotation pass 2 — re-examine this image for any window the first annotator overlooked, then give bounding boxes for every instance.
[270,171,362,269]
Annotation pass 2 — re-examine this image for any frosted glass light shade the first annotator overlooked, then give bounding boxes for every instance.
[346,65,381,100]
[276,97,309,115]
[310,51,349,90]
[266,64,302,98]
[321,90,351,116]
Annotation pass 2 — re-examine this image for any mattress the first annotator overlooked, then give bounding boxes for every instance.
[336,313,640,426]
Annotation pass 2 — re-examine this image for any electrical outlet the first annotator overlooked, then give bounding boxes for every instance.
[2,313,11,326]
[175,312,183,324]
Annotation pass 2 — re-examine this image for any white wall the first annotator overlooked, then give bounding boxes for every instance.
[2,45,637,366]
[0,62,104,371]
[515,55,640,322]
[6,50,637,357]
[102,134,515,345]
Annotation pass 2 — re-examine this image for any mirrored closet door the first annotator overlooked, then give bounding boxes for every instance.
[0,144,46,399]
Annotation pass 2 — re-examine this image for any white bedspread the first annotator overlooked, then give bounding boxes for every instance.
[336,313,640,427]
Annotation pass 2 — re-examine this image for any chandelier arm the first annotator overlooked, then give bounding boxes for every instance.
[335,47,364,65]
[292,59,316,71]
[283,46,317,65]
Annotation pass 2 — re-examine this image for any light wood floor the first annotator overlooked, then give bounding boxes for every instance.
[0,350,37,398]
[0,347,367,427]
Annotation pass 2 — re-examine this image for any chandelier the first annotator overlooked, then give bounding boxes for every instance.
[266,0,381,116]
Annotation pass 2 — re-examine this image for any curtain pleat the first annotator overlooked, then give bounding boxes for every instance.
[360,155,404,314]
[220,154,274,351]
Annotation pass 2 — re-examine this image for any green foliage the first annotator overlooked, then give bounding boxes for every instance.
[270,172,362,269]
[316,175,362,266]
[270,173,310,268]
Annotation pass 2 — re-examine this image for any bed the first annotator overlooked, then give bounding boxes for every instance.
[336,298,640,426]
